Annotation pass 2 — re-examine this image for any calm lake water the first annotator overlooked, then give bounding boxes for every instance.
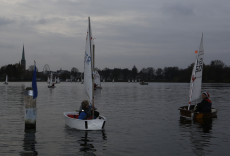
[0,82,229,156]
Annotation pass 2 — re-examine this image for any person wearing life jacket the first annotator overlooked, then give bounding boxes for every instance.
[78,100,91,120]
[195,92,212,113]
[78,100,100,120]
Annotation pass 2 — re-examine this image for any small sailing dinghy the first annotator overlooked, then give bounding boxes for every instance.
[91,35,102,89]
[48,73,55,88]
[139,81,148,85]
[64,17,106,130]
[179,34,217,120]
[94,70,102,89]
[4,75,8,85]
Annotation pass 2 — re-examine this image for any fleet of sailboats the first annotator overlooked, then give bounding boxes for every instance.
[63,17,106,130]
[0,16,219,131]
[179,34,217,120]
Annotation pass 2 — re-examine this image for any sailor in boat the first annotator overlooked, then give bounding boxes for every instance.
[78,100,99,120]
[195,92,212,113]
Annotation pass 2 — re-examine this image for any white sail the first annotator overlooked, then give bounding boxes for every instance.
[5,75,8,83]
[84,17,93,104]
[57,77,60,83]
[94,70,101,87]
[49,73,53,86]
[189,34,204,106]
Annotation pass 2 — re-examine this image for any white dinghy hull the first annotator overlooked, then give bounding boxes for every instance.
[64,112,106,130]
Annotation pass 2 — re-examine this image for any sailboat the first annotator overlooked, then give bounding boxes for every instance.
[94,70,102,89]
[64,17,106,130]
[48,73,55,88]
[139,81,148,85]
[4,75,8,85]
[91,33,102,89]
[56,77,60,84]
[54,76,57,84]
[179,34,217,120]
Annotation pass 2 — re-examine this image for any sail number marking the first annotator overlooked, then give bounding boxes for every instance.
[195,58,203,72]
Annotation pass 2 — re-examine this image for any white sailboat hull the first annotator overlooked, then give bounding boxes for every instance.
[64,112,106,130]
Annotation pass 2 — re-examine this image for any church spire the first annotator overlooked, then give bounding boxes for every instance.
[21,45,26,70]
[22,45,25,61]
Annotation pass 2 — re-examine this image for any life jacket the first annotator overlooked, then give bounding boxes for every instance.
[79,109,92,119]
[78,109,87,120]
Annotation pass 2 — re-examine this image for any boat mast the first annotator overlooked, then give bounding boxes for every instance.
[88,17,95,116]
[93,44,95,70]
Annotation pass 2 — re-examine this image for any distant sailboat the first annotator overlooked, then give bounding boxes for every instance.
[179,34,217,120]
[64,17,106,130]
[4,75,8,85]
[91,33,102,89]
[94,70,102,89]
[48,73,55,88]
[56,77,60,84]
[139,81,148,85]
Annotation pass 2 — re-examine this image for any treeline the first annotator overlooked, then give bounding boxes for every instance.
[97,60,230,83]
[0,63,44,81]
[0,60,230,83]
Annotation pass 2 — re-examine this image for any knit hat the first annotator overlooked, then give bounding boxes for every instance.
[202,92,210,98]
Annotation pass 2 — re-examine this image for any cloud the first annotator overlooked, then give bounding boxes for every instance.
[1,0,230,72]
[0,17,14,26]
[162,3,195,16]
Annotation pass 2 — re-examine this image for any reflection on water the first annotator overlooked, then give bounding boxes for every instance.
[179,117,213,133]
[65,128,107,156]
[79,131,96,154]
[179,117,214,156]
[20,129,37,156]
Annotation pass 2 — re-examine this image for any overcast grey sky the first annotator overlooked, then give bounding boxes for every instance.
[0,0,230,72]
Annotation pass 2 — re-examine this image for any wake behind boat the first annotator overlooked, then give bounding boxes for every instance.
[179,34,217,120]
[64,17,106,130]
